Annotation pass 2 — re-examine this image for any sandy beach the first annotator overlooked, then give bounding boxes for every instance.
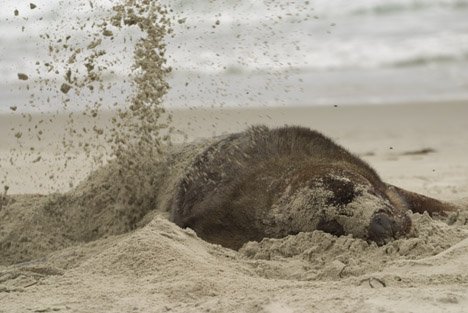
[2,0,468,311]
[1,102,468,313]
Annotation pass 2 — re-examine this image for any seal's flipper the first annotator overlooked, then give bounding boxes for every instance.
[386,185,458,216]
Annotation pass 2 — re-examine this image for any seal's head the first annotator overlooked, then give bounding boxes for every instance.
[269,167,413,246]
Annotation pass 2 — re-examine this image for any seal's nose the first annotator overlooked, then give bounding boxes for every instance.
[368,213,395,245]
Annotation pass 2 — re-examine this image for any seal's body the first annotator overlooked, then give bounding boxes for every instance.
[170,126,455,250]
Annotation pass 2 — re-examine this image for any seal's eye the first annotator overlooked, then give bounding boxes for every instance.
[322,176,357,207]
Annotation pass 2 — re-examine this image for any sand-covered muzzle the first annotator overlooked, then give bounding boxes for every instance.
[260,175,410,245]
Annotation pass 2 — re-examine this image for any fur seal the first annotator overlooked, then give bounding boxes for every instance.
[170,126,457,250]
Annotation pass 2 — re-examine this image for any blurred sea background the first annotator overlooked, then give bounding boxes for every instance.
[1,0,468,113]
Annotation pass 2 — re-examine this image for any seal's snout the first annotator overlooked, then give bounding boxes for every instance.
[368,212,395,245]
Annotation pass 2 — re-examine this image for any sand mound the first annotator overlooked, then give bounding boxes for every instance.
[0,139,213,266]
[1,199,468,312]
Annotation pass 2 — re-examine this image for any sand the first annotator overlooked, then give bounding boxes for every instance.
[1,103,468,313]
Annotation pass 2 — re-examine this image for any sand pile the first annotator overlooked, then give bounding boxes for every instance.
[0,137,212,266]
[1,202,467,312]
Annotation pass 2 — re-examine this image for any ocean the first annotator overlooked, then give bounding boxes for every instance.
[1,0,468,112]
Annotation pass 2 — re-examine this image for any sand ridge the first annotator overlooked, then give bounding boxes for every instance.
[1,204,467,312]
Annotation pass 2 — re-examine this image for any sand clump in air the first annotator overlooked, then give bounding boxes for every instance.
[4,0,184,253]
[3,0,174,193]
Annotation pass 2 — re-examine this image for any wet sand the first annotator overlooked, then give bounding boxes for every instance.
[1,102,468,312]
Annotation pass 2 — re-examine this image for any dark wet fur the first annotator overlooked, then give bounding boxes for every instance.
[170,126,457,250]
